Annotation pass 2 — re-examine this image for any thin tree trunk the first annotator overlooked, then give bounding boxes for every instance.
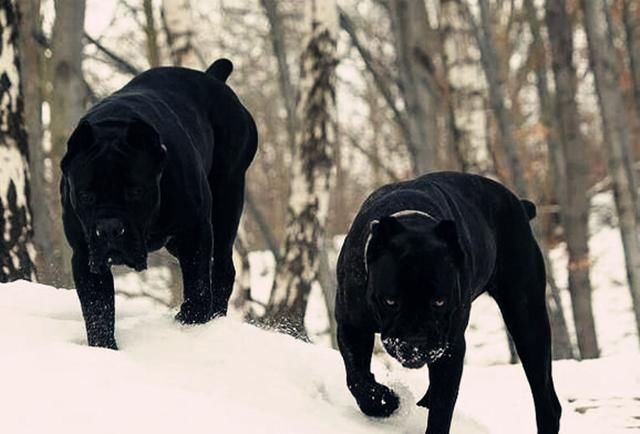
[229,223,253,319]
[623,0,640,114]
[161,0,197,67]
[0,0,36,282]
[50,0,86,288]
[264,0,338,340]
[438,0,465,171]
[18,0,53,283]
[143,0,161,68]
[388,0,439,175]
[461,0,528,196]
[318,238,337,348]
[543,0,598,359]
[583,0,640,343]
[339,9,412,153]
[261,0,298,152]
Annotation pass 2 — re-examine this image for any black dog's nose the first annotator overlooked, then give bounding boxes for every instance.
[95,218,125,239]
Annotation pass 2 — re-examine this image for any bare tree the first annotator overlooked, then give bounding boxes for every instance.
[50,0,87,288]
[623,0,640,114]
[261,0,298,151]
[388,0,439,174]
[18,0,54,283]
[264,0,338,339]
[583,0,640,342]
[143,0,161,68]
[0,0,36,282]
[460,0,527,195]
[542,0,598,359]
[161,0,198,67]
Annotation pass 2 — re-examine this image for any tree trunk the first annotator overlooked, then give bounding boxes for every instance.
[543,0,598,359]
[0,0,36,282]
[461,0,528,196]
[264,0,338,339]
[161,0,197,67]
[623,0,640,114]
[18,0,53,283]
[583,0,640,343]
[143,0,161,68]
[261,0,298,152]
[229,223,253,319]
[50,0,86,288]
[388,0,439,175]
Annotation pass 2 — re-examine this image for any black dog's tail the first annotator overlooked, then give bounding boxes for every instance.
[521,199,537,220]
[206,58,233,82]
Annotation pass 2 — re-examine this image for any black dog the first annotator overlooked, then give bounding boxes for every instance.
[60,59,257,349]
[335,172,561,434]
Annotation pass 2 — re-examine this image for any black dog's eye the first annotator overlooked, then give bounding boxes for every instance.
[77,191,95,206]
[432,299,446,309]
[383,297,398,308]
[125,187,144,202]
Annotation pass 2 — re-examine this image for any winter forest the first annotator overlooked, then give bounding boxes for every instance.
[1,0,640,433]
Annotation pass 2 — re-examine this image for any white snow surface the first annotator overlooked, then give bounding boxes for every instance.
[1,281,638,434]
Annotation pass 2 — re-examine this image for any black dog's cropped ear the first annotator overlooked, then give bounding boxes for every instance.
[434,220,464,264]
[61,120,93,174]
[127,119,167,167]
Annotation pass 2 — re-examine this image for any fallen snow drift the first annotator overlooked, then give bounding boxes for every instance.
[0,281,637,434]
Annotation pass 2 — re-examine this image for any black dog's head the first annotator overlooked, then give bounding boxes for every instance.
[365,215,465,368]
[61,119,167,274]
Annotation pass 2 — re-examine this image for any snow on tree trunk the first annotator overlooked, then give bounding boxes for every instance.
[583,0,640,344]
[161,0,198,68]
[264,0,338,339]
[0,0,36,282]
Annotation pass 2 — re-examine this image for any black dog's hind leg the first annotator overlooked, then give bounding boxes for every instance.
[337,322,400,417]
[72,250,117,349]
[492,245,561,434]
[424,338,466,434]
[173,222,214,324]
[209,174,246,316]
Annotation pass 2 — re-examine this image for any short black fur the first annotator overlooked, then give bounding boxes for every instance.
[60,59,257,350]
[335,172,561,434]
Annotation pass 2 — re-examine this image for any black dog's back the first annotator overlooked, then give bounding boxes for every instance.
[337,172,533,310]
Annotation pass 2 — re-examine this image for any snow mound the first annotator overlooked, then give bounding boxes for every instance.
[0,281,637,434]
[0,281,481,434]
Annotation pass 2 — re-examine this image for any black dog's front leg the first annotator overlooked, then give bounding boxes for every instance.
[337,323,400,417]
[174,222,214,324]
[424,339,466,434]
[71,250,117,349]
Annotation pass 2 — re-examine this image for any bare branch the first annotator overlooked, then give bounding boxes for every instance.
[338,8,410,137]
[84,32,141,76]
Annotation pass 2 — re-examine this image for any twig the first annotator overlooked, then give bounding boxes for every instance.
[84,32,141,76]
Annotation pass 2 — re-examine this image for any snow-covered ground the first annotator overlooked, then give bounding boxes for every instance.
[0,281,638,434]
[1,191,639,433]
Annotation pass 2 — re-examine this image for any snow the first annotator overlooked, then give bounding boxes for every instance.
[0,280,638,434]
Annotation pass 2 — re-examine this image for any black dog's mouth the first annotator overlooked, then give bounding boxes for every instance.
[382,337,449,368]
[89,248,147,274]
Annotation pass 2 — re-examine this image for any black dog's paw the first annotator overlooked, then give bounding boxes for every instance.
[88,337,118,350]
[210,299,229,319]
[175,301,211,324]
[352,382,400,418]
